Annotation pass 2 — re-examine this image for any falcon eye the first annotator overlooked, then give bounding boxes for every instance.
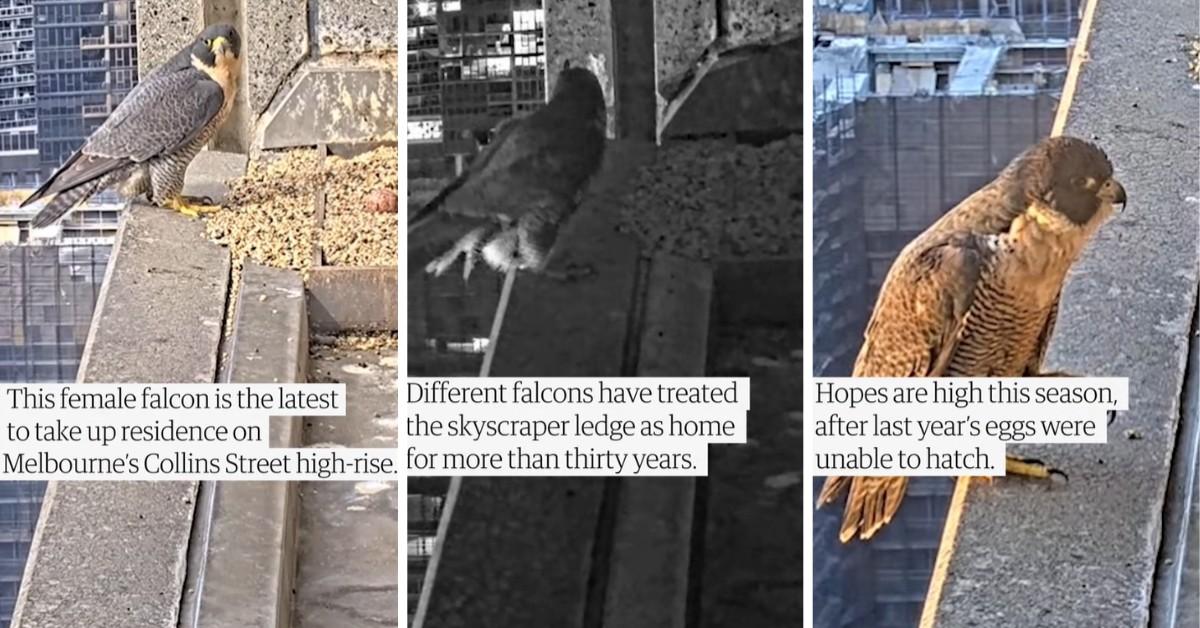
[1073,176,1097,189]
[204,39,211,46]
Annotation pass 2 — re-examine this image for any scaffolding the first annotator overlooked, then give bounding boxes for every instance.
[876,0,1081,39]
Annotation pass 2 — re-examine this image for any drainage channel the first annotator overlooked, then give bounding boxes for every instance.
[1151,292,1200,628]
[294,143,399,627]
[294,332,398,627]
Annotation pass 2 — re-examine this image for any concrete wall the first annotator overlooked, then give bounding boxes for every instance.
[138,0,397,153]
[546,0,802,139]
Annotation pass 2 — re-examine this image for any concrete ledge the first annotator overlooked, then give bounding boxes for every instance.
[13,206,231,628]
[605,254,712,628]
[714,257,803,327]
[184,151,249,206]
[933,0,1200,625]
[417,142,653,627]
[186,262,307,628]
[307,266,398,333]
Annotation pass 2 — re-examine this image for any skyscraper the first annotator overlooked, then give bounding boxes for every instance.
[0,5,136,626]
[406,0,546,179]
[33,0,137,179]
[0,1,40,190]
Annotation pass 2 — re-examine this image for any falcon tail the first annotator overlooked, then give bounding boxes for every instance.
[23,149,128,227]
[817,475,910,543]
[29,179,105,229]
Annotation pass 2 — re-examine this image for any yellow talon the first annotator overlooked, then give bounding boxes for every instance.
[1005,456,1066,481]
[165,196,221,218]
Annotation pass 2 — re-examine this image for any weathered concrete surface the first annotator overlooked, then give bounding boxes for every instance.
[604,255,711,628]
[137,0,203,78]
[307,266,398,333]
[1179,447,1200,625]
[662,37,803,138]
[257,64,398,150]
[243,0,310,117]
[13,206,230,628]
[420,479,607,628]
[419,142,653,627]
[655,0,716,103]
[934,0,1200,625]
[546,0,616,137]
[184,150,249,205]
[295,344,398,628]
[187,263,305,628]
[12,483,201,628]
[722,0,803,47]
[316,0,398,54]
[611,0,658,141]
[702,325,803,628]
[714,258,804,327]
[79,206,230,383]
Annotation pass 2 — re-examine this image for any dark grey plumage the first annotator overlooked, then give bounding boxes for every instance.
[23,24,242,228]
[408,64,608,280]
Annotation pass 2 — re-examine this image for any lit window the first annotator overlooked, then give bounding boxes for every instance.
[412,0,436,17]
[442,0,461,11]
[512,9,544,31]
[407,118,443,142]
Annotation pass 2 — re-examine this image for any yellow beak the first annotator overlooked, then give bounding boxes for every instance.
[209,36,229,56]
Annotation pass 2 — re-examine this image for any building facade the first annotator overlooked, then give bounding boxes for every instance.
[33,0,137,179]
[0,1,40,190]
[406,0,545,180]
[0,4,136,625]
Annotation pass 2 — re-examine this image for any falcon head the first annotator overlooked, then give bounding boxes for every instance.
[550,66,607,126]
[191,24,242,73]
[1017,136,1127,226]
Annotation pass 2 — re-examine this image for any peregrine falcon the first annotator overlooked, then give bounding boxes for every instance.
[407,63,607,281]
[818,136,1127,543]
[22,24,242,228]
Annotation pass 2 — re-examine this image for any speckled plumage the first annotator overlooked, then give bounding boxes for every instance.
[818,136,1127,543]
[408,64,607,280]
[23,24,241,228]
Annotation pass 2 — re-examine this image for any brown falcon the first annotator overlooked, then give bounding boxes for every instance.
[818,135,1127,543]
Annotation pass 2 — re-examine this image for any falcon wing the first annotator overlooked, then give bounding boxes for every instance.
[854,232,992,377]
[819,232,994,542]
[407,114,531,232]
[23,68,224,207]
